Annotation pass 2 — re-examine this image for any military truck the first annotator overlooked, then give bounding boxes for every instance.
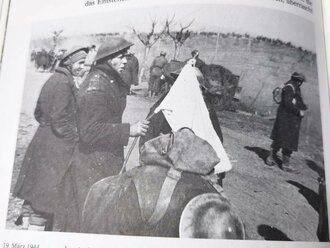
[163,60,240,111]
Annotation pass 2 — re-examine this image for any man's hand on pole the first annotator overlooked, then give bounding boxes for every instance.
[129,120,150,137]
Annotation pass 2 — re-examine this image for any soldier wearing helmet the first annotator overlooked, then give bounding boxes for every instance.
[120,50,139,96]
[62,38,149,232]
[148,51,168,97]
[13,46,89,231]
[266,72,308,172]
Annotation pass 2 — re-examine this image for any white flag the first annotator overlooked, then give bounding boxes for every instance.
[155,64,232,173]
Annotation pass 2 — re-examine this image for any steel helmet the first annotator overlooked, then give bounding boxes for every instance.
[59,46,89,66]
[179,193,245,239]
[94,38,133,62]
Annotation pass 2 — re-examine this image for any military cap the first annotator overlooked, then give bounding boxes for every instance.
[61,46,89,62]
[60,46,89,66]
[94,38,133,62]
[291,72,306,82]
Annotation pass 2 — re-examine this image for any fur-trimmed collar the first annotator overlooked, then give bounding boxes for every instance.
[55,66,75,88]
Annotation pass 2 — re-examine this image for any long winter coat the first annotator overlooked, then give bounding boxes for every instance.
[121,54,139,88]
[271,80,307,151]
[150,55,168,71]
[13,67,78,214]
[149,56,168,93]
[63,63,130,232]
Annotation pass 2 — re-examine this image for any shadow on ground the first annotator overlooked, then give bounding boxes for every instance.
[258,224,292,241]
[287,180,319,213]
[306,159,325,178]
[244,146,282,166]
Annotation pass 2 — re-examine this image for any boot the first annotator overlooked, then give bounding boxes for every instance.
[282,155,296,172]
[265,148,276,166]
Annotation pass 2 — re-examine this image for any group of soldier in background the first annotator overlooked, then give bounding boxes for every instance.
[30,48,65,72]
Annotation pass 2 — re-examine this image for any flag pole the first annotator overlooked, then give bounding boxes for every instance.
[119,112,156,174]
[119,60,191,175]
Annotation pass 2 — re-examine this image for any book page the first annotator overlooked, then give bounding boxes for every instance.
[0,0,329,247]
[0,0,10,66]
[322,0,330,89]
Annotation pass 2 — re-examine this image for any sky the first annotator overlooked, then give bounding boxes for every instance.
[31,3,315,51]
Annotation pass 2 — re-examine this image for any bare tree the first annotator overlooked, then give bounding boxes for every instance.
[165,18,194,60]
[130,18,166,83]
[52,30,63,50]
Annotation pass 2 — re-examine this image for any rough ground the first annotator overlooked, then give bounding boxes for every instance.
[6,71,325,241]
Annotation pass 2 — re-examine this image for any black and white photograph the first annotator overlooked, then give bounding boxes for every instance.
[1,0,330,245]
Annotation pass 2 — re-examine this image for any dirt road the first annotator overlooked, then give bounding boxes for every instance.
[220,113,321,241]
[6,71,324,241]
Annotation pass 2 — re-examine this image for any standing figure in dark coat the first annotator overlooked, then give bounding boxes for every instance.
[30,50,37,63]
[266,72,308,171]
[63,38,149,232]
[148,51,168,97]
[189,49,206,73]
[38,49,50,71]
[121,51,139,96]
[48,49,56,72]
[13,47,89,231]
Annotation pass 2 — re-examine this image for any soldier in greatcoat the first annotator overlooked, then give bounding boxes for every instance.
[121,51,139,94]
[62,38,149,232]
[148,51,168,97]
[266,72,308,171]
[13,47,89,231]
